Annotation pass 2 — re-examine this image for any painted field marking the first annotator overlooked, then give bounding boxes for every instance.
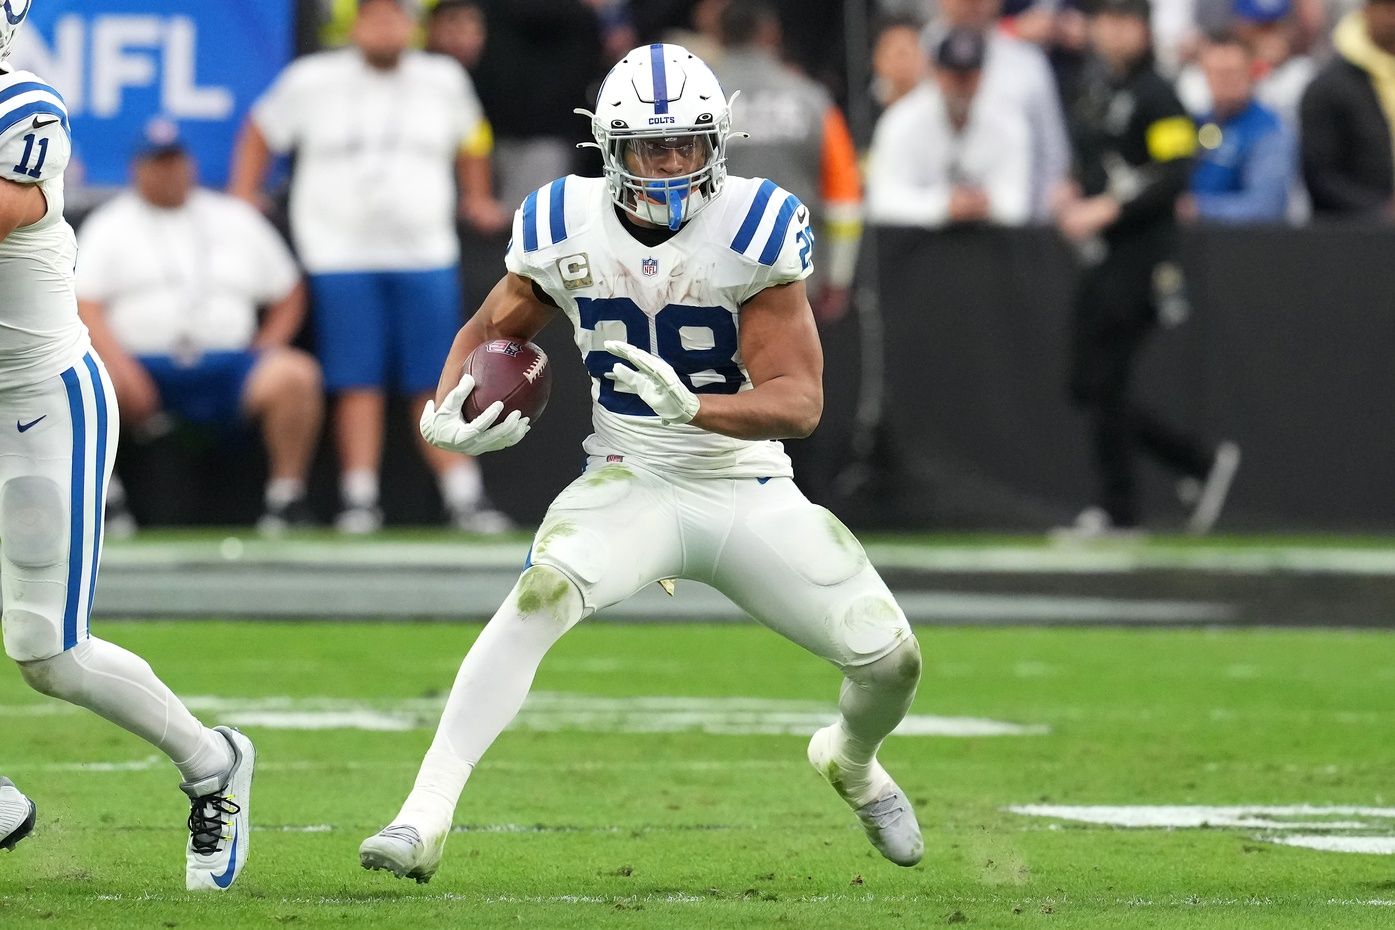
[6,692,1046,737]
[1009,804,1395,854]
[170,692,1048,737]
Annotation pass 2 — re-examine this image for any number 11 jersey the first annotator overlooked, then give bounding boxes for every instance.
[0,67,83,392]
[505,174,814,479]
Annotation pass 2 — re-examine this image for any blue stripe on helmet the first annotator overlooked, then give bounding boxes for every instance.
[758,194,803,266]
[649,43,669,116]
[548,177,567,244]
[3,1,29,27]
[521,188,539,252]
[730,179,778,254]
[82,354,107,640]
[59,365,85,650]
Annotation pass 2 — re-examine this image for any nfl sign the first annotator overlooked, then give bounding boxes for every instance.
[641,257,659,277]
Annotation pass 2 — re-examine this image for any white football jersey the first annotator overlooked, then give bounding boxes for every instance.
[506,175,816,479]
[0,66,84,391]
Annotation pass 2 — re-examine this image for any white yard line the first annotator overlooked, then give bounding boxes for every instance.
[5,691,1047,738]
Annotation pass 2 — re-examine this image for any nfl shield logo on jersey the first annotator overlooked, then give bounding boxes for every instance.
[641,257,659,277]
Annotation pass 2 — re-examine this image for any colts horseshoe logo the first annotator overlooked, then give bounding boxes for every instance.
[3,1,31,27]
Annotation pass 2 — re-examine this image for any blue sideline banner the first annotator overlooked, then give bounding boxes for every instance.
[8,0,295,187]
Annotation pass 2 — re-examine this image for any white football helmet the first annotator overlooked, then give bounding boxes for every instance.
[578,44,739,231]
[0,0,33,62]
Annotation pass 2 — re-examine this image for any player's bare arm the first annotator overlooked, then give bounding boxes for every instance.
[689,280,823,441]
[0,177,46,241]
[227,120,272,209]
[433,272,555,405]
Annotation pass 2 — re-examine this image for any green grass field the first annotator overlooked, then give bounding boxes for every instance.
[3,620,1395,928]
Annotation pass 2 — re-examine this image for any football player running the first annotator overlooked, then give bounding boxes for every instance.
[361,44,923,882]
[0,4,253,888]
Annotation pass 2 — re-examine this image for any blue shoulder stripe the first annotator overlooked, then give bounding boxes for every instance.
[521,188,539,252]
[0,100,69,139]
[548,176,567,244]
[0,80,66,117]
[730,179,777,255]
[757,193,803,267]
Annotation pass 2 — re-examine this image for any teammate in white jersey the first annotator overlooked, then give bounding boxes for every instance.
[0,4,253,889]
[361,44,924,882]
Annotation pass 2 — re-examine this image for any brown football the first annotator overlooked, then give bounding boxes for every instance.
[461,339,552,423]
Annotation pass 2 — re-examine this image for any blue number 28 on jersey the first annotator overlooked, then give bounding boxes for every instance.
[578,297,744,417]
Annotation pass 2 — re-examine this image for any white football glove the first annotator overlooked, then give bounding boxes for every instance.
[604,340,701,425]
[419,373,531,455]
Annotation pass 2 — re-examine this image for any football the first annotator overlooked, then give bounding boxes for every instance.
[461,339,552,424]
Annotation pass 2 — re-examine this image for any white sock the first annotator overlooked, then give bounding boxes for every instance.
[19,638,234,786]
[395,567,582,830]
[265,477,305,509]
[438,462,483,513]
[829,638,922,805]
[341,470,379,510]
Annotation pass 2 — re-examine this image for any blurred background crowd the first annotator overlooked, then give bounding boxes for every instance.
[18,0,1395,536]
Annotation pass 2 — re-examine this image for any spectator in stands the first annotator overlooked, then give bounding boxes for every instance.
[426,0,487,71]
[1300,0,1395,218]
[716,2,863,322]
[872,14,930,113]
[867,27,1033,226]
[1179,33,1294,222]
[1178,0,1317,133]
[1150,0,1204,75]
[649,0,730,66]
[1056,0,1239,537]
[230,0,513,533]
[470,0,605,208]
[76,122,322,535]
[925,0,1072,220]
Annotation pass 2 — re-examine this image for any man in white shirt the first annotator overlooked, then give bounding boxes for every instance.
[76,125,322,535]
[229,0,511,534]
[868,27,1033,226]
[924,0,1071,219]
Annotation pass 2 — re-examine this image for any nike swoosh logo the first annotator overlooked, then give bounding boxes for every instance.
[16,416,45,432]
[30,116,59,129]
[211,824,239,888]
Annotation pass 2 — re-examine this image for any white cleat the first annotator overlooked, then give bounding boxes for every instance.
[808,724,924,867]
[1186,441,1241,535]
[184,727,255,891]
[360,824,447,884]
[0,777,36,852]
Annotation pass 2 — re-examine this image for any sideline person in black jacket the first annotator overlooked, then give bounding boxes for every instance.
[1053,0,1239,537]
[1300,0,1395,219]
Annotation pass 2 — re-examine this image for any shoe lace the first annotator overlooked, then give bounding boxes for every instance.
[378,824,422,846]
[859,793,908,830]
[188,794,240,855]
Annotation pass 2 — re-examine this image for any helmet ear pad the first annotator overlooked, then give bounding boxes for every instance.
[589,44,733,229]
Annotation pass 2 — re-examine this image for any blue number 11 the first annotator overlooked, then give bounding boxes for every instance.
[13,133,48,179]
